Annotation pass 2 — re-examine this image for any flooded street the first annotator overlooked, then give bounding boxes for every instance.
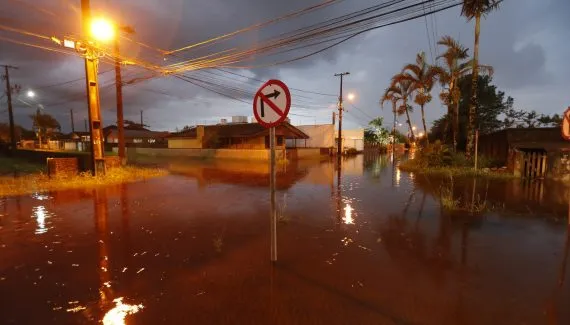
[1,154,569,325]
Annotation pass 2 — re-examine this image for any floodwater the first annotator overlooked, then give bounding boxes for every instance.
[1,154,569,325]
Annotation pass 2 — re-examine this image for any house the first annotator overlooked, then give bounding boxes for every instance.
[285,124,364,153]
[105,128,168,147]
[478,127,570,180]
[286,124,335,149]
[167,122,309,150]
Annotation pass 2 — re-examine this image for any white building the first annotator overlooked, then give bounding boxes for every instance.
[286,124,364,153]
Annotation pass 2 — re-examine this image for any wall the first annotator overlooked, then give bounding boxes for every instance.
[286,124,334,148]
[15,149,92,172]
[128,147,284,161]
[227,136,265,149]
[167,126,204,149]
[337,129,364,151]
[287,148,323,160]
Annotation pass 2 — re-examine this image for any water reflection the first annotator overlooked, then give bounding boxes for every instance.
[343,203,354,225]
[1,154,570,324]
[102,298,144,325]
[31,205,50,234]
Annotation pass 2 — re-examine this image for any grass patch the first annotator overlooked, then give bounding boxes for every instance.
[0,166,167,197]
[0,156,45,175]
[399,159,516,180]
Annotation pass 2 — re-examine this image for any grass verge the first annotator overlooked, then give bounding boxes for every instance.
[0,156,45,175]
[0,166,167,197]
[399,160,516,180]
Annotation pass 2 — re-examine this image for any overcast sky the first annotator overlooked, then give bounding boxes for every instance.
[1,0,569,133]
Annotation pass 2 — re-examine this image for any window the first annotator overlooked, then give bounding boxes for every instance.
[148,139,156,144]
[133,138,143,143]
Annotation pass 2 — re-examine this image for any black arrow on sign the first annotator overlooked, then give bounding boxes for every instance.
[260,90,281,117]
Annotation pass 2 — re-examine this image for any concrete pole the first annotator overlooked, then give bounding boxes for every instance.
[81,0,105,175]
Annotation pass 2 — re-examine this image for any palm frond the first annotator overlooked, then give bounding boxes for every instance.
[461,0,502,20]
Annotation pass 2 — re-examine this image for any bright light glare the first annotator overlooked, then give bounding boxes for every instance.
[343,204,354,225]
[412,126,417,131]
[102,298,143,325]
[347,93,355,101]
[27,90,35,98]
[90,18,116,42]
[419,132,424,137]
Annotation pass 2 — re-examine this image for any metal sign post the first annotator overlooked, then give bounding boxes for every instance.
[253,79,291,263]
[269,126,277,262]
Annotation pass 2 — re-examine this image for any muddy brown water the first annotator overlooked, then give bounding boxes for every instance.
[1,154,569,324]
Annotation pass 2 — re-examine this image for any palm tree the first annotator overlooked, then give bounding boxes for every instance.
[382,78,415,140]
[462,0,501,157]
[396,52,439,145]
[433,36,493,151]
[380,88,399,146]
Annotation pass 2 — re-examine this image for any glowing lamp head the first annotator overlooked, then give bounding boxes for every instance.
[27,90,35,98]
[90,17,115,42]
[347,93,355,101]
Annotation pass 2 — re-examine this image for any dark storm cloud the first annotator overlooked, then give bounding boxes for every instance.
[1,0,569,132]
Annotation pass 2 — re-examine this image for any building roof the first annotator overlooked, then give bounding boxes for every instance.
[106,129,169,138]
[168,122,309,139]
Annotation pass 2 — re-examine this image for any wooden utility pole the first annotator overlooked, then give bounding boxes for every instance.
[70,109,75,133]
[114,25,134,164]
[140,110,143,126]
[2,65,18,151]
[334,72,349,159]
[84,119,88,132]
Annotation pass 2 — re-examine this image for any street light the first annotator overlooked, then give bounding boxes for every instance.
[419,132,424,137]
[90,17,116,42]
[27,90,35,98]
[347,93,355,101]
[412,126,417,131]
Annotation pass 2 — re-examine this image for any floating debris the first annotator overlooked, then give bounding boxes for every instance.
[136,268,145,274]
[122,267,128,273]
[72,264,79,267]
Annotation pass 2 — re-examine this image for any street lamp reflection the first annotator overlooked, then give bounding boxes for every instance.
[32,205,48,235]
[343,203,354,225]
[102,297,143,325]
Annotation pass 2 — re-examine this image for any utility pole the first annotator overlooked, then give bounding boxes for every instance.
[70,109,75,133]
[115,40,126,163]
[84,119,88,132]
[140,110,143,126]
[114,25,134,164]
[334,72,349,159]
[2,65,18,152]
[81,0,105,175]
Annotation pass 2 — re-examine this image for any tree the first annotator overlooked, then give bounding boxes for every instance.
[397,52,440,145]
[431,75,512,147]
[383,77,415,140]
[365,117,391,146]
[380,87,399,144]
[461,0,501,157]
[29,109,61,144]
[433,36,493,151]
[0,123,23,144]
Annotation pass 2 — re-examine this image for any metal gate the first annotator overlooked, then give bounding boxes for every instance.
[521,150,547,178]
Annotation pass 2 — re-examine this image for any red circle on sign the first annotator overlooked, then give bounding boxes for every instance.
[562,107,570,141]
[253,79,291,128]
